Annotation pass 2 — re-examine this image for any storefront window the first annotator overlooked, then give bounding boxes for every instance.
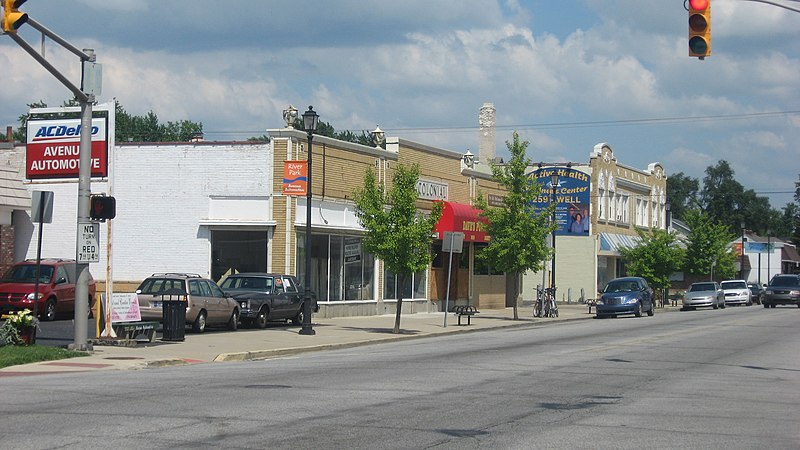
[297,233,374,302]
[473,243,503,275]
[383,269,427,300]
[432,243,469,269]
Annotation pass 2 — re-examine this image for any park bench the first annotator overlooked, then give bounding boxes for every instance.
[452,305,479,326]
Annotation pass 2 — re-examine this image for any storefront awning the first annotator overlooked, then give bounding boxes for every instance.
[434,201,489,243]
[599,233,640,253]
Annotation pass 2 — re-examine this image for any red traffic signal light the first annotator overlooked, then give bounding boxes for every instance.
[688,0,712,59]
[90,195,116,221]
[2,0,28,33]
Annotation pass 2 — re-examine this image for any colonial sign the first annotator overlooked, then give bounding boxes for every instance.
[26,118,109,179]
[416,179,448,201]
[528,167,591,236]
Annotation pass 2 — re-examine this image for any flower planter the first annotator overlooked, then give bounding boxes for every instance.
[18,326,36,345]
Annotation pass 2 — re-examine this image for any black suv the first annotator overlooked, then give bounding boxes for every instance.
[763,274,800,308]
[219,273,318,328]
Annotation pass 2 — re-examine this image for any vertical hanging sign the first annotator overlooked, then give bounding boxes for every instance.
[283,160,308,196]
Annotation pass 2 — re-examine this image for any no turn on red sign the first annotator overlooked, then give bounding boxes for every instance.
[77,222,99,263]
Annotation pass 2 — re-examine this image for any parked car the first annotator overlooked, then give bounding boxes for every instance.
[746,283,765,305]
[763,274,800,308]
[219,273,318,328]
[681,282,725,311]
[135,273,239,333]
[720,279,752,306]
[0,259,96,321]
[595,277,655,318]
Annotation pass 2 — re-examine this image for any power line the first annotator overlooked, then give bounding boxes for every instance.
[201,109,800,136]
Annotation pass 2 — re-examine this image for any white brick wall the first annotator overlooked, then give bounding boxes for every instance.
[23,142,273,282]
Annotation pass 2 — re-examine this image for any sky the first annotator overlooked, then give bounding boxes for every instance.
[2,0,799,208]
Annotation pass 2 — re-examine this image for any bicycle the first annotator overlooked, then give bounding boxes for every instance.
[543,287,559,318]
[534,287,559,318]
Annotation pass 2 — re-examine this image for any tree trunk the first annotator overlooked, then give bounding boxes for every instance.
[507,272,520,320]
[393,273,405,334]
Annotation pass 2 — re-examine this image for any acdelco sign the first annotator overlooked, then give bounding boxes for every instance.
[26,118,108,179]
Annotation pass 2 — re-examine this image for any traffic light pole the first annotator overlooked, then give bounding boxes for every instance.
[7,17,97,351]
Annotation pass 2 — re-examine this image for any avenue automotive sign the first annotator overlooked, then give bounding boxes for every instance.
[26,118,109,179]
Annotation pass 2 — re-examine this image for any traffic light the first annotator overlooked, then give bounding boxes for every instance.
[90,195,116,221]
[2,0,28,33]
[688,0,711,59]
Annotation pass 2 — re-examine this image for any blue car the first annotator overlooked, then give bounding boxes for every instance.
[596,277,655,318]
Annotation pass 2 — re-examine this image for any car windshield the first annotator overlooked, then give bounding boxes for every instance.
[220,276,272,291]
[604,280,639,293]
[721,281,747,290]
[1,264,54,283]
[769,276,800,287]
[690,283,716,292]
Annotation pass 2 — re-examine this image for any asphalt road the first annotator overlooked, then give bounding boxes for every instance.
[2,306,799,449]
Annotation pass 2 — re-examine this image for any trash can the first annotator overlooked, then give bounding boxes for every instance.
[161,289,187,341]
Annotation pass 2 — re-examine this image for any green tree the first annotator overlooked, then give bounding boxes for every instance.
[700,161,746,232]
[666,172,700,221]
[619,229,684,300]
[115,102,203,142]
[683,210,737,281]
[353,164,443,334]
[474,132,553,319]
[290,118,372,145]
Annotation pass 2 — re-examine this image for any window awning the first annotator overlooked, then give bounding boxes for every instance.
[599,233,641,254]
[434,201,489,243]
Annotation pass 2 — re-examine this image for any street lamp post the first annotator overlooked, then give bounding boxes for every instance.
[740,222,746,280]
[550,173,560,294]
[300,106,319,336]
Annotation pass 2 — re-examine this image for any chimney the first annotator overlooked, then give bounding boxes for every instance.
[6,126,12,142]
[479,103,496,163]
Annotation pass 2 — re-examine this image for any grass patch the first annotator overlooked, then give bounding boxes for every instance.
[0,345,89,369]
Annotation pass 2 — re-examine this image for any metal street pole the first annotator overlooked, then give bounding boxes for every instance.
[740,222,746,280]
[73,98,93,350]
[7,17,98,351]
[300,106,318,336]
[551,194,556,290]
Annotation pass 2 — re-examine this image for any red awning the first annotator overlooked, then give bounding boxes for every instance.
[434,202,489,243]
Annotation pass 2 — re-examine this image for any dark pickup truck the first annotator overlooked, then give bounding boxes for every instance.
[219,273,318,328]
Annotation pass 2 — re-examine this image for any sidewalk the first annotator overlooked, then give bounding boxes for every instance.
[0,303,681,375]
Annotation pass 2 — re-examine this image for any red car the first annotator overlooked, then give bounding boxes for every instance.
[0,259,96,321]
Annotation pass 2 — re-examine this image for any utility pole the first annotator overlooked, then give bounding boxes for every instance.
[5,9,101,350]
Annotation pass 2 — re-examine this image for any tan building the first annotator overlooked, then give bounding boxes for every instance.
[522,143,667,303]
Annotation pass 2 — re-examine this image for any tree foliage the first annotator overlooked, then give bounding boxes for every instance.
[474,132,553,318]
[291,118,372,146]
[619,229,684,290]
[666,172,699,221]
[682,210,737,281]
[352,164,442,334]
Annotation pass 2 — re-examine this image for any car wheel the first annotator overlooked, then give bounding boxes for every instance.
[192,310,207,333]
[635,304,642,317]
[43,298,57,321]
[227,309,239,331]
[292,306,304,325]
[256,309,269,329]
